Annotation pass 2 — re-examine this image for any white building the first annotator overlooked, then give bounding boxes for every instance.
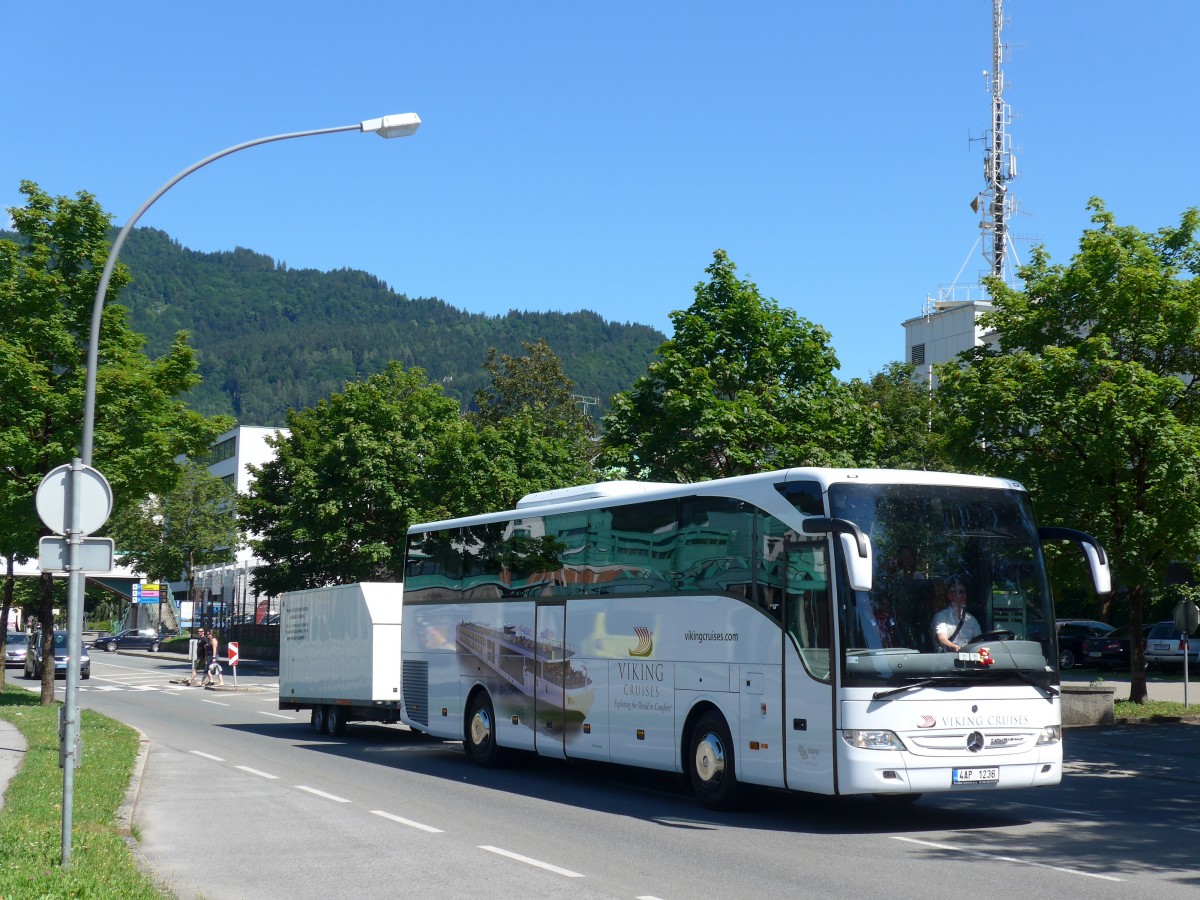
[175,425,288,626]
[902,294,1000,388]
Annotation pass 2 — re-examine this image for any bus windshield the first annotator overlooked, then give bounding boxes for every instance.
[820,482,1055,686]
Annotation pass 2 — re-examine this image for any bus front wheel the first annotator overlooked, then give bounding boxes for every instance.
[465,692,507,768]
[689,711,740,810]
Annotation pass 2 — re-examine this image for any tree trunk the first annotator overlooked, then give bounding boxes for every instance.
[38,571,56,705]
[1128,583,1148,704]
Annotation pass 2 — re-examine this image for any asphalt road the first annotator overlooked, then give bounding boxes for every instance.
[29,652,1200,899]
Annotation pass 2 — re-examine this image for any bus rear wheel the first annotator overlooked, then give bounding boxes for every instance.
[689,711,740,810]
[311,706,328,734]
[465,692,507,768]
[326,705,347,736]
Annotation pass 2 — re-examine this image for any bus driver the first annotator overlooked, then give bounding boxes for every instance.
[932,581,981,652]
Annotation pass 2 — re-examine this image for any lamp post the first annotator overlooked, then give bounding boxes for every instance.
[58,112,420,867]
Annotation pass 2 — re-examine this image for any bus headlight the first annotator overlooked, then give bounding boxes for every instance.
[1035,725,1061,746]
[841,729,906,751]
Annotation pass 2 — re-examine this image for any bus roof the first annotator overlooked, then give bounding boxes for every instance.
[407,467,1027,535]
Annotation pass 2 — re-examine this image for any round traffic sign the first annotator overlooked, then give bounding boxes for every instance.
[1174,600,1200,635]
[35,463,114,535]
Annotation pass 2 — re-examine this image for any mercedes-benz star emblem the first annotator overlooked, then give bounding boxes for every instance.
[966,731,985,753]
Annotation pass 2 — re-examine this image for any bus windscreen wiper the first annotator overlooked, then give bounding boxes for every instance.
[872,676,966,700]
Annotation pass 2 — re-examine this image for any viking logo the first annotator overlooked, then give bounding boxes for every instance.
[917,715,936,729]
[628,627,654,657]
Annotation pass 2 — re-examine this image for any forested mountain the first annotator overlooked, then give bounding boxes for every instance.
[110,228,666,425]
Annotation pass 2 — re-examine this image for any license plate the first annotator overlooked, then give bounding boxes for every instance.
[1153,643,1170,651]
[953,767,998,785]
[1088,651,1101,657]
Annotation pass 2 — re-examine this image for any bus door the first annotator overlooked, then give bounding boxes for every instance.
[781,537,836,793]
[533,601,567,759]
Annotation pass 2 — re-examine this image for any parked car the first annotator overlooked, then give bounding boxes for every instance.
[4,632,29,669]
[24,630,91,680]
[1081,624,1152,670]
[1055,619,1115,669]
[93,628,163,653]
[1144,621,1200,669]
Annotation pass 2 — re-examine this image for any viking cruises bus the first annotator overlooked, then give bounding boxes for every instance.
[399,468,1110,808]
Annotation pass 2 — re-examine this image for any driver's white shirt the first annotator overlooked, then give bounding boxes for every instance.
[932,604,981,648]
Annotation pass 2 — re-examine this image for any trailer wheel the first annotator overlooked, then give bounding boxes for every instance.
[688,710,740,810]
[464,692,507,768]
[312,706,328,734]
[326,705,347,736]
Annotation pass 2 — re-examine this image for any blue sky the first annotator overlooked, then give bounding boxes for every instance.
[4,2,1198,383]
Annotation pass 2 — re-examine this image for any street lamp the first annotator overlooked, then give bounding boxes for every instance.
[57,112,420,867]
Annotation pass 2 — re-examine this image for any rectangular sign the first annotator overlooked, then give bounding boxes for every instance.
[134,582,162,604]
[38,536,115,573]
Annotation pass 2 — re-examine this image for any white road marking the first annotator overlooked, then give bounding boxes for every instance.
[636,896,667,900]
[201,698,230,707]
[190,751,225,762]
[478,846,584,878]
[259,711,295,720]
[891,836,1123,882]
[295,785,351,803]
[370,810,444,832]
[236,766,279,780]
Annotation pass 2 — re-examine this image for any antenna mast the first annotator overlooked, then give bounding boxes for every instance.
[978,0,1016,281]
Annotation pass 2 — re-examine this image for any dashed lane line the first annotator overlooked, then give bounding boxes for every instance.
[891,836,1123,882]
[478,845,584,878]
[295,785,351,803]
[259,711,296,720]
[235,766,279,780]
[370,810,444,833]
[190,751,225,762]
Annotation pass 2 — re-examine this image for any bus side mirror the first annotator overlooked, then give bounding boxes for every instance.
[802,517,873,593]
[1038,526,1112,595]
[841,532,874,593]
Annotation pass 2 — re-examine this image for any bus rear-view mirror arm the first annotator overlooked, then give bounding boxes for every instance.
[1038,526,1112,595]
[802,517,873,593]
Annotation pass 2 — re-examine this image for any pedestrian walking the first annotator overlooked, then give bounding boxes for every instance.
[187,629,207,686]
[206,630,225,686]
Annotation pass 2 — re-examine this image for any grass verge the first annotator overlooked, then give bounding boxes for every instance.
[0,684,163,898]
[1114,698,1200,720]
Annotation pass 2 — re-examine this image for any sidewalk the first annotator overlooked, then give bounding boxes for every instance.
[1061,670,1200,704]
[0,719,27,813]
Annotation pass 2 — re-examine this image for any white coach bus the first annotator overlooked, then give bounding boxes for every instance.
[399,468,1110,808]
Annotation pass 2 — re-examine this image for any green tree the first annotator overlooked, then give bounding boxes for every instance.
[469,338,598,495]
[601,250,866,481]
[241,363,466,594]
[0,181,230,703]
[108,462,241,630]
[937,200,1200,703]
[848,361,951,470]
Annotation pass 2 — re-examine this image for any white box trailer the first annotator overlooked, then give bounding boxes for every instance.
[278,582,404,735]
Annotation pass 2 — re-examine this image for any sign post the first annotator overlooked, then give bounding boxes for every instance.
[228,641,239,687]
[1174,601,1199,709]
[36,460,113,868]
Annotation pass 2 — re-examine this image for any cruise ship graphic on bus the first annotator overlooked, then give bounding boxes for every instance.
[455,621,595,718]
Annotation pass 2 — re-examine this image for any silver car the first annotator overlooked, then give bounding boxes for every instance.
[24,630,91,680]
[1144,621,1200,668]
[4,632,29,669]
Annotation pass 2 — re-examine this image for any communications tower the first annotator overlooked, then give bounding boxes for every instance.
[977,0,1018,281]
[903,0,1020,384]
